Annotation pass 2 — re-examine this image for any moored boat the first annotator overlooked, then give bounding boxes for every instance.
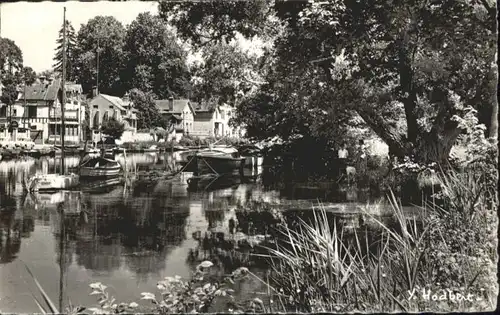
[28,173,80,192]
[79,156,122,178]
[143,144,159,153]
[187,173,241,191]
[196,151,245,174]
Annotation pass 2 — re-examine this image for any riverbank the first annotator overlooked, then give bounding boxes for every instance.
[1,142,496,313]
[78,166,496,313]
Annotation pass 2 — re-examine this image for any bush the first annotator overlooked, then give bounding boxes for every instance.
[101,118,125,140]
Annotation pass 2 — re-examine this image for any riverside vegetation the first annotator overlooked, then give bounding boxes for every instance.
[26,138,498,313]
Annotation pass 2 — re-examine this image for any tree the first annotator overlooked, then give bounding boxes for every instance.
[161,0,497,164]
[123,12,191,99]
[38,69,57,79]
[20,66,37,85]
[0,77,18,108]
[190,41,262,105]
[53,20,78,82]
[0,37,23,80]
[74,16,127,97]
[100,117,125,140]
[128,88,160,129]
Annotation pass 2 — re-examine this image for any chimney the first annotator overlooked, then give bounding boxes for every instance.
[92,86,98,98]
[168,96,174,111]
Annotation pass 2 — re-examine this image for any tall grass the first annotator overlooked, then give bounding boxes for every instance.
[260,166,498,313]
[263,192,430,312]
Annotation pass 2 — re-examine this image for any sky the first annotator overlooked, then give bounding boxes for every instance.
[1,1,159,73]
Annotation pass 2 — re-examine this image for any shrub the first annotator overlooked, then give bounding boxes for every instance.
[101,118,125,140]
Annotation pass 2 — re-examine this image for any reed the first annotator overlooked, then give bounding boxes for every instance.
[258,177,497,312]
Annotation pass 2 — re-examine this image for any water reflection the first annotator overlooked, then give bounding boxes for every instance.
[0,153,386,313]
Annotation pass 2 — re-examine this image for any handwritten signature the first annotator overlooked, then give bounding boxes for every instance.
[408,288,482,302]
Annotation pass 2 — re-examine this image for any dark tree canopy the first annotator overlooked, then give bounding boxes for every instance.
[128,88,161,130]
[75,16,127,97]
[101,117,125,140]
[53,20,78,82]
[123,12,192,99]
[160,0,497,164]
[0,37,23,81]
[20,66,37,85]
[190,41,260,105]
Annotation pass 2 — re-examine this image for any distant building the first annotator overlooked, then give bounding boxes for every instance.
[191,102,241,138]
[0,76,84,144]
[88,93,137,143]
[156,97,196,141]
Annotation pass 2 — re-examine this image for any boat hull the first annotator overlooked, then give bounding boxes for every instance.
[79,166,121,178]
[196,154,245,174]
[29,173,80,192]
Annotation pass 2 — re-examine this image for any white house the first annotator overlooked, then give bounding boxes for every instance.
[89,93,138,143]
[156,98,196,141]
[0,76,84,144]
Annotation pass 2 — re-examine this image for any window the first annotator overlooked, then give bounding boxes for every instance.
[28,106,37,118]
[93,105,98,109]
[12,109,17,117]
[109,106,113,109]
[0,106,6,117]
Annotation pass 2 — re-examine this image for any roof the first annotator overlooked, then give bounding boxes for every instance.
[194,111,216,120]
[155,99,195,115]
[96,94,127,111]
[65,83,83,93]
[20,78,62,101]
[193,101,216,113]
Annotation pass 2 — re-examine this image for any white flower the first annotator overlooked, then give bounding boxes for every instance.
[90,282,103,290]
[140,292,156,300]
[198,261,214,268]
[128,302,138,308]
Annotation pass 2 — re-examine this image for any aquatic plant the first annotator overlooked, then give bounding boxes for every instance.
[138,260,242,313]
[87,282,139,314]
[260,166,497,313]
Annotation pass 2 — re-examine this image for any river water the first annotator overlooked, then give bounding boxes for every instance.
[0,152,386,313]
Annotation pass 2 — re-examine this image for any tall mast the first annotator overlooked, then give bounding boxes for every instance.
[61,7,66,174]
[96,37,99,96]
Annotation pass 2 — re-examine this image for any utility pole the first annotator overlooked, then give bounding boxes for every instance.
[61,7,66,174]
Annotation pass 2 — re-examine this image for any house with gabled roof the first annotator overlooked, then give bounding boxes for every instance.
[156,97,196,141]
[89,93,137,143]
[0,76,84,144]
[191,101,242,139]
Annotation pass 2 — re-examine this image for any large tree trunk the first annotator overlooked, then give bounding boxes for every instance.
[413,128,461,165]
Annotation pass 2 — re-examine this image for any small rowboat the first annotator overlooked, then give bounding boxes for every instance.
[28,173,80,192]
[196,151,245,174]
[79,156,122,178]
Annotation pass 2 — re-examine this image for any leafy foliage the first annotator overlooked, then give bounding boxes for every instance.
[123,13,191,99]
[53,20,78,81]
[128,88,160,130]
[100,117,125,140]
[0,76,19,106]
[20,66,37,85]
[190,41,261,105]
[160,0,497,164]
[74,16,127,97]
[0,37,23,80]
